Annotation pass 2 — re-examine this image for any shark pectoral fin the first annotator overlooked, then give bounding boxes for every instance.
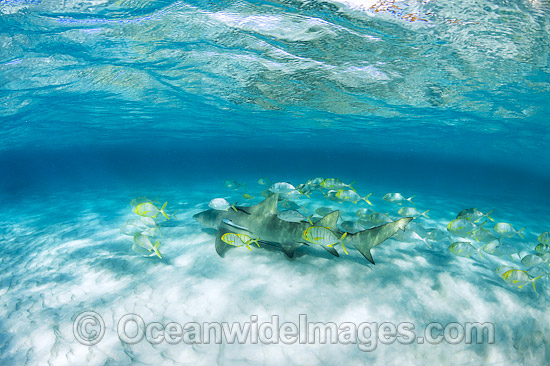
[363,250,375,264]
[321,244,340,257]
[280,242,300,258]
[215,226,238,257]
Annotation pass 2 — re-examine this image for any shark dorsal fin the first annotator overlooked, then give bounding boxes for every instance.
[247,193,279,216]
[315,210,340,230]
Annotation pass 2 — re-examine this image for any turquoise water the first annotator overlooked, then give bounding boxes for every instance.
[1,1,550,365]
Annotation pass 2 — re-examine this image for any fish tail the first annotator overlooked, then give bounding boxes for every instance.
[363,193,373,206]
[160,202,170,220]
[231,203,238,212]
[349,181,357,192]
[408,196,415,205]
[340,241,349,255]
[517,227,525,239]
[153,241,162,259]
[251,238,261,248]
[301,202,309,213]
[531,276,544,291]
[485,210,494,221]
[422,210,430,218]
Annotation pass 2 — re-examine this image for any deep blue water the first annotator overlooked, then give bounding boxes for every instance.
[1,1,550,365]
[1,0,549,198]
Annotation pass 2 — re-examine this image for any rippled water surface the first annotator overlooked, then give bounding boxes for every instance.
[1,0,549,161]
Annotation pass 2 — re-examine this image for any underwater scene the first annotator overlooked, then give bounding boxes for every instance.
[1,0,550,365]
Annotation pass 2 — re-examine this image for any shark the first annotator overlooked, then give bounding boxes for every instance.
[193,194,413,264]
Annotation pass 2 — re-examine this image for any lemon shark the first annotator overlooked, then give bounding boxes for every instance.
[193,194,413,264]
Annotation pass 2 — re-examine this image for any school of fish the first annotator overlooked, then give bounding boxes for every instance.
[123,176,549,292]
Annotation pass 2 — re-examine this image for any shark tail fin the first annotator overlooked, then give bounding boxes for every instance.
[349,217,413,264]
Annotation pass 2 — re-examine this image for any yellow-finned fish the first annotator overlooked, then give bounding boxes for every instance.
[456,208,494,222]
[448,241,483,258]
[383,193,415,205]
[135,202,170,220]
[538,231,550,245]
[269,182,296,194]
[133,233,162,259]
[257,177,271,186]
[398,207,429,218]
[130,196,159,207]
[302,226,349,254]
[494,223,525,240]
[446,219,476,237]
[335,189,372,205]
[221,233,260,251]
[320,178,356,192]
[535,242,550,254]
[356,208,375,219]
[501,269,544,290]
[224,180,243,190]
[209,198,237,211]
[521,254,549,268]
